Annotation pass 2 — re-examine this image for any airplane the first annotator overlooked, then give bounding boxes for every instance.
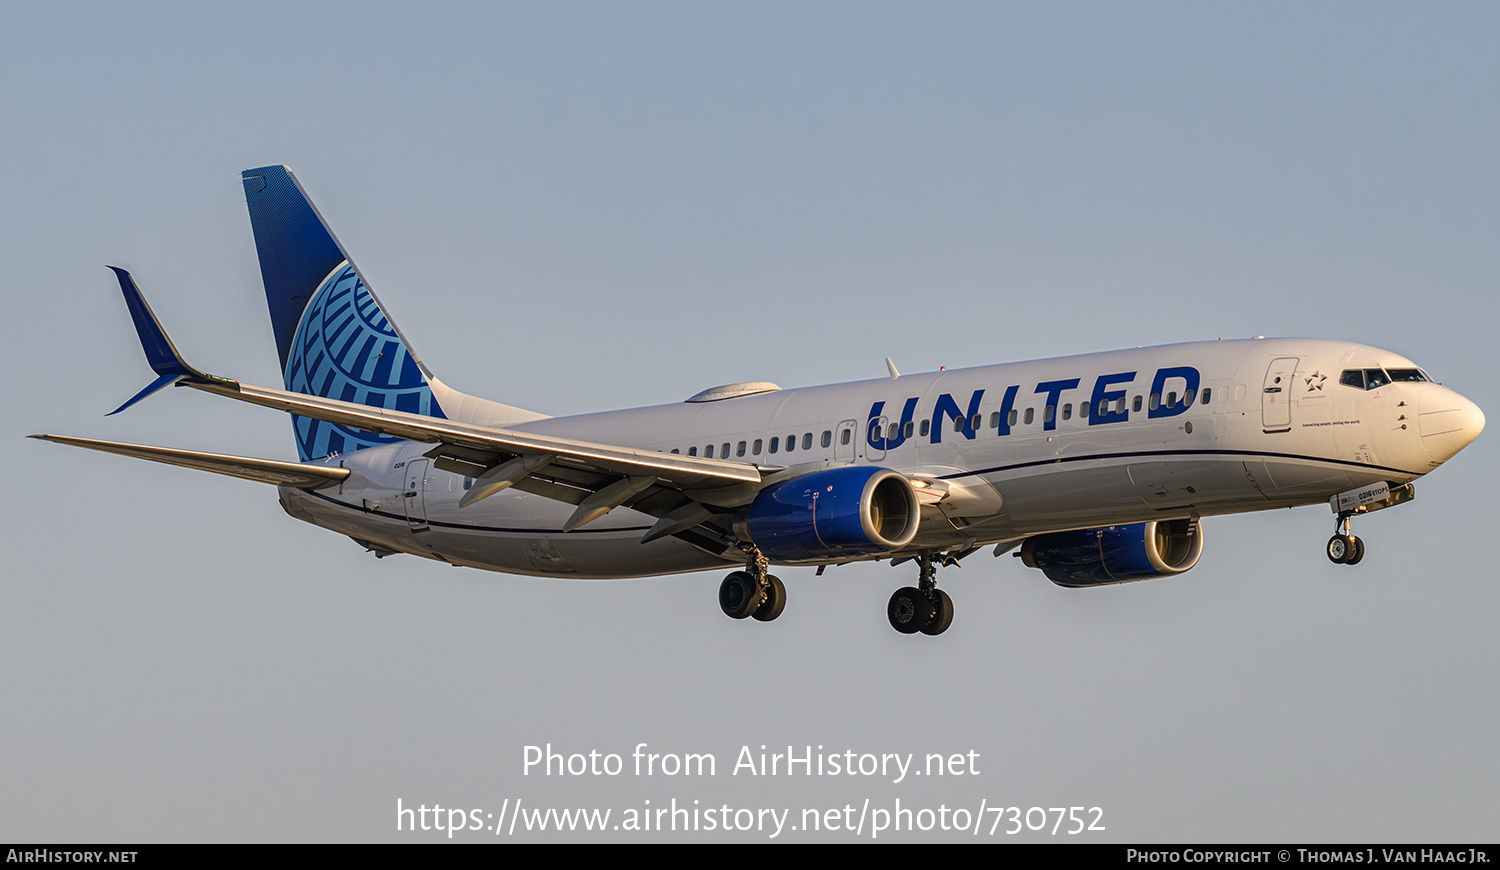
[33,165,1486,636]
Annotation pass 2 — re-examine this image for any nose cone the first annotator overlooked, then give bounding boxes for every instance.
[1419,385,1485,463]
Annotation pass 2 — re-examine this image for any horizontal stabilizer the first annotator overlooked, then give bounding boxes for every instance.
[30,434,349,488]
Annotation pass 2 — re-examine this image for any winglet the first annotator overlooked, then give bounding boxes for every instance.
[105,267,218,415]
[107,373,184,416]
[109,267,204,378]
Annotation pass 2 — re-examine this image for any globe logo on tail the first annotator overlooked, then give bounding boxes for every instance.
[284,263,442,461]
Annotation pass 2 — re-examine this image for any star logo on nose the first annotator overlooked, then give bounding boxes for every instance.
[1305,371,1327,391]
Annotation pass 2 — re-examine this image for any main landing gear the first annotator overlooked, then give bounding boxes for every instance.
[1326,513,1366,565]
[887,552,955,636]
[718,547,786,622]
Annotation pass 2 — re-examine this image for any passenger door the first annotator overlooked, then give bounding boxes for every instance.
[835,420,858,463]
[403,458,431,531]
[1261,357,1298,433]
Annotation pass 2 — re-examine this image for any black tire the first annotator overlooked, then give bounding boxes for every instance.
[1345,535,1365,566]
[1326,534,1352,564]
[888,586,932,634]
[753,574,787,622]
[719,571,760,619]
[921,589,954,636]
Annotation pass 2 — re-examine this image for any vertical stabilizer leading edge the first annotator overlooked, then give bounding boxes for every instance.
[240,165,545,461]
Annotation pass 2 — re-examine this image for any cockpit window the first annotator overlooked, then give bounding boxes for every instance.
[1341,369,1405,390]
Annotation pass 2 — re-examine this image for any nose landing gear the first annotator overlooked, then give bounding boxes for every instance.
[1326,514,1365,565]
[1325,481,1417,566]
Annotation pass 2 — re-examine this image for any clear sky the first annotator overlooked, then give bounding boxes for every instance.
[2,1,1496,842]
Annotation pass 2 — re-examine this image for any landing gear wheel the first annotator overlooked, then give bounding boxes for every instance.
[752,574,786,622]
[1345,535,1365,565]
[719,571,760,619]
[920,589,954,636]
[888,586,933,634]
[1326,534,1354,564]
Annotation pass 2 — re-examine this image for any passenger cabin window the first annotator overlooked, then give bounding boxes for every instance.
[920,420,930,436]
[1062,404,1072,421]
[722,442,731,458]
[670,448,680,454]
[752,439,762,455]
[903,421,914,438]
[803,433,813,450]
[1008,409,1019,426]
[1024,408,1034,425]
[822,431,832,448]
[787,433,797,451]
[1079,402,1090,419]
[1184,388,1196,406]
[1167,391,1178,408]
[1149,393,1160,410]
[1201,388,1212,405]
[688,446,697,456]
[1133,396,1143,412]
[737,441,746,457]
[1044,405,1055,424]
[705,444,714,458]
[840,428,851,446]
[769,436,779,454]
[953,417,963,433]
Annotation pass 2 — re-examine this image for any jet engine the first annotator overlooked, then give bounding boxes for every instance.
[1019,519,1203,587]
[740,466,919,562]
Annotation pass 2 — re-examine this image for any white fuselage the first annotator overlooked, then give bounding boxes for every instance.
[278,337,1483,578]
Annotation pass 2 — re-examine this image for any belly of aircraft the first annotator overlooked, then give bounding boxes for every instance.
[278,486,738,579]
[928,452,1392,544]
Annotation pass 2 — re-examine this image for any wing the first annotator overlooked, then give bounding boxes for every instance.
[88,268,766,542]
[183,374,764,537]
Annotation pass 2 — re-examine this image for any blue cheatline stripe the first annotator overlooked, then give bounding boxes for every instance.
[939,448,1423,481]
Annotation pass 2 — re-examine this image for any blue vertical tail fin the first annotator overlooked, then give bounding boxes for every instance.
[241,165,544,461]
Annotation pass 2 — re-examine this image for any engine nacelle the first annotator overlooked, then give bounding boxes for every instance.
[742,466,919,562]
[1019,519,1203,587]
